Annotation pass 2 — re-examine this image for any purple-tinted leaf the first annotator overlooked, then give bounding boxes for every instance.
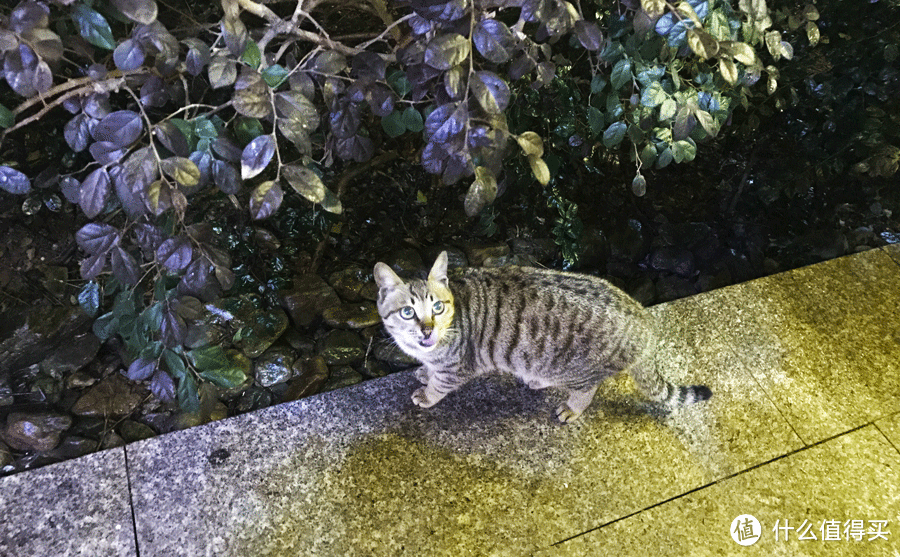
[521,0,551,23]
[116,147,156,216]
[80,251,107,280]
[233,68,272,118]
[133,223,165,257]
[288,71,316,100]
[443,149,472,184]
[140,75,168,107]
[157,237,193,271]
[76,222,119,254]
[536,61,556,86]
[160,301,187,347]
[473,19,513,63]
[509,54,537,81]
[183,38,210,76]
[60,176,80,203]
[150,369,175,401]
[470,71,509,114]
[335,135,374,163]
[127,358,156,381]
[10,1,49,34]
[424,102,466,143]
[79,167,112,218]
[4,46,36,97]
[113,38,144,70]
[311,50,346,74]
[32,60,52,94]
[221,16,248,58]
[241,135,275,180]
[208,54,237,88]
[408,14,433,35]
[366,85,395,118]
[329,104,360,139]
[249,180,282,220]
[211,137,241,162]
[575,20,602,51]
[412,0,468,22]
[189,151,212,189]
[93,110,143,147]
[146,180,172,215]
[277,119,312,154]
[178,258,220,302]
[111,246,140,285]
[87,63,107,81]
[424,33,470,70]
[84,93,111,119]
[421,141,448,175]
[89,141,125,165]
[351,52,386,80]
[154,121,189,157]
[212,160,240,194]
[0,166,31,194]
[112,0,158,25]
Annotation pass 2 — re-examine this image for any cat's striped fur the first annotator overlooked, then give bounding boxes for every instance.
[374,251,711,422]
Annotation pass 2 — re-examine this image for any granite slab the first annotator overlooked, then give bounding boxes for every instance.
[0,448,136,557]
[537,425,900,556]
[691,248,900,444]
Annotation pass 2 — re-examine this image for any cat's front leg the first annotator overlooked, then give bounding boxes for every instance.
[413,365,430,385]
[411,368,468,409]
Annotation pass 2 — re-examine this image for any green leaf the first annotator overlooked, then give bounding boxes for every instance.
[0,104,13,129]
[656,146,674,168]
[194,348,248,389]
[177,373,200,412]
[193,117,218,140]
[640,144,657,168]
[401,107,423,132]
[660,98,677,120]
[189,345,229,371]
[588,106,604,135]
[78,281,101,317]
[611,58,632,90]
[241,41,262,68]
[602,121,627,148]
[234,117,264,145]
[163,348,187,379]
[93,312,119,341]
[590,74,607,93]
[640,82,667,108]
[387,70,412,98]
[262,64,289,88]
[672,139,697,163]
[72,5,116,50]
[381,110,406,138]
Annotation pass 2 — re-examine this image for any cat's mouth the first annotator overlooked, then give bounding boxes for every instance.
[419,336,437,348]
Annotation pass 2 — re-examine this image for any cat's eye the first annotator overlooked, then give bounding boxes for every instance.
[399,306,415,320]
[432,301,445,314]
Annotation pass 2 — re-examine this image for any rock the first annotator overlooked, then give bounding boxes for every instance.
[373,338,419,367]
[650,247,696,277]
[0,373,11,406]
[322,302,381,329]
[423,246,467,270]
[320,366,363,393]
[655,274,698,303]
[71,374,148,419]
[44,436,94,461]
[215,296,288,358]
[0,441,12,468]
[317,329,365,366]
[39,332,101,376]
[117,419,157,443]
[66,369,99,389]
[576,228,609,271]
[236,387,273,413]
[282,356,329,402]
[627,276,656,306]
[510,238,558,264]
[383,248,423,275]
[361,358,390,378]
[100,431,125,450]
[328,267,374,302]
[608,219,648,264]
[278,273,341,328]
[2,412,72,452]
[184,319,228,349]
[464,244,510,267]
[254,345,297,387]
[0,300,92,377]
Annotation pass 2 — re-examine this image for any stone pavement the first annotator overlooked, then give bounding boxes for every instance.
[2,245,899,557]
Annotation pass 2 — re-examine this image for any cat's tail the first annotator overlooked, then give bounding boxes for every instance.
[662,383,713,406]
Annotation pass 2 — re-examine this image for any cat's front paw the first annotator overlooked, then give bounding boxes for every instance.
[413,366,430,385]
[555,403,583,424]
[412,387,439,408]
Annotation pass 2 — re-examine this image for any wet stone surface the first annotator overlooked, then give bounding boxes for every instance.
[318,329,366,366]
[254,345,297,388]
[322,302,381,329]
[1,412,72,452]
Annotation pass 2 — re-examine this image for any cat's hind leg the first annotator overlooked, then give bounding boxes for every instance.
[412,369,470,409]
[555,384,599,423]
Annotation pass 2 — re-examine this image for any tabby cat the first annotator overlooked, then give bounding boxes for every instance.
[374,251,711,423]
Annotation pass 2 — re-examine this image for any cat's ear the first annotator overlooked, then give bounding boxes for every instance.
[374,262,403,289]
[428,251,449,286]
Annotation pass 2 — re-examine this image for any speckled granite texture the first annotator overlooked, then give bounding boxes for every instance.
[2,246,899,556]
[0,448,136,557]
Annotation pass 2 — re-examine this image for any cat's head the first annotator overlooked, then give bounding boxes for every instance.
[374,251,455,356]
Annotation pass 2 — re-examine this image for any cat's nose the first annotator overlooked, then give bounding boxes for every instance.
[421,326,433,338]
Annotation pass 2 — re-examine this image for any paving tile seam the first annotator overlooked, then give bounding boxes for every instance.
[123,445,142,557]
[873,414,900,456]
[543,420,876,550]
